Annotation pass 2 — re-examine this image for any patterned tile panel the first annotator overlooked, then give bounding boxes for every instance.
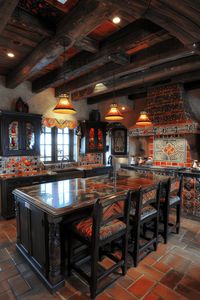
[154,138,186,163]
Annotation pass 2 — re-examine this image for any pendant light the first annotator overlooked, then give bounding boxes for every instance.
[53,40,77,115]
[105,74,124,121]
[105,104,124,121]
[53,93,77,114]
[136,111,152,126]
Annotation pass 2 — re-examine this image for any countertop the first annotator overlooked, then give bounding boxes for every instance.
[0,165,112,181]
[121,164,200,177]
[13,169,168,217]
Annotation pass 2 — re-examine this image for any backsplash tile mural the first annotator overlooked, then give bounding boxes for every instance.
[154,138,186,162]
[79,153,103,165]
[0,156,39,174]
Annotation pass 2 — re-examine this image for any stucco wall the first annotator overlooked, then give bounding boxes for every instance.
[0,76,97,122]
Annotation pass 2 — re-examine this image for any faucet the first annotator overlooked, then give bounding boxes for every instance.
[60,155,70,169]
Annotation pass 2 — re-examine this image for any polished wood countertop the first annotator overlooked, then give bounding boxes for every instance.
[13,170,168,217]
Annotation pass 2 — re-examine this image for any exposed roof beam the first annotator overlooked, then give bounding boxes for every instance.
[73,56,200,100]
[0,0,19,34]
[87,87,147,104]
[10,8,54,37]
[74,37,99,53]
[108,0,200,46]
[33,19,168,92]
[6,0,115,88]
[56,38,193,95]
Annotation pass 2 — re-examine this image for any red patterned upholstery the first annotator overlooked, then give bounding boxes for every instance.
[130,205,157,220]
[160,196,180,205]
[75,218,126,240]
[142,189,157,205]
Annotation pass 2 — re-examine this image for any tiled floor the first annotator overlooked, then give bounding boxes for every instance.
[0,217,200,300]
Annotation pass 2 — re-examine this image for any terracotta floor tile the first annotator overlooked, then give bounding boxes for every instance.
[153,283,186,300]
[136,263,164,281]
[117,275,133,289]
[0,266,19,282]
[107,283,137,300]
[56,282,77,299]
[96,292,114,300]
[128,275,155,298]
[175,284,200,300]
[153,261,171,274]
[185,263,200,282]
[179,275,200,293]
[8,274,31,296]
[144,292,163,300]
[0,217,200,299]
[127,268,142,280]
[0,280,10,294]
[0,290,15,300]
[160,270,183,289]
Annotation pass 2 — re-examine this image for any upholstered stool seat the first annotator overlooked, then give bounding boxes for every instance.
[75,217,126,241]
[67,192,131,299]
[130,205,157,220]
[129,183,161,267]
[160,176,183,244]
[160,195,180,205]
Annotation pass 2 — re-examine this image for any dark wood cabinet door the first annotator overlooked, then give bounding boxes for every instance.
[80,121,107,154]
[0,111,42,156]
[3,118,23,156]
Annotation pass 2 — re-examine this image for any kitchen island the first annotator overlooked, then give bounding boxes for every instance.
[13,169,168,292]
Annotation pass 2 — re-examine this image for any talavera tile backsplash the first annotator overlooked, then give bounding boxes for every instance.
[0,156,39,174]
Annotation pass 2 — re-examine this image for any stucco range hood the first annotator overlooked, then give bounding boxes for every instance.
[129,83,200,137]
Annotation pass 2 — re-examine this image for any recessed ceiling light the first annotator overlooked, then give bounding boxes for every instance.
[112,16,121,24]
[7,52,15,58]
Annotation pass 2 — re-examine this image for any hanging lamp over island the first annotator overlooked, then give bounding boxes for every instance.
[136,111,152,126]
[105,103,124,121]
[53,93,77,114]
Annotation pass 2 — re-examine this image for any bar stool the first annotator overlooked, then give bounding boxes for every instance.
[67,192,131,299]
[160,176,183,244]
[129,183,161,267]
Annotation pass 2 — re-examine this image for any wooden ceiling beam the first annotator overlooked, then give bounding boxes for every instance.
[87,87,147,104]
[56,38,193,95]
[6,0,115,89]
[0,0,19,34]
[10,8,54,37]
[33,19,167,92]
[74,37,99,53]
[107,0,200,46]
[73,56,200,100]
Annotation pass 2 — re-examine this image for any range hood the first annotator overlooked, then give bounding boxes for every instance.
[129,83,200,137]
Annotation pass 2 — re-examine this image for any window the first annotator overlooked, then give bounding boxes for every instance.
[40,127,77,163]
[40,127,52,162]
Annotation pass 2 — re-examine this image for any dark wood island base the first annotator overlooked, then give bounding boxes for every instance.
[13,170,169,292]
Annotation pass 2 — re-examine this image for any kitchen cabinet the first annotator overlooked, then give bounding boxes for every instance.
[80,121,107,154]
[0,111,42,156]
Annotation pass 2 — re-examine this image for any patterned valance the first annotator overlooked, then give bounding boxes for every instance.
[42,117,77,129]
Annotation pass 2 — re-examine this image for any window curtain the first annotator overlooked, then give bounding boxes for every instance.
[42,117,77,129]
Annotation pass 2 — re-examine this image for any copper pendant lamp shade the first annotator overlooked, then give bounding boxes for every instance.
[136,111,152,126]
[53,94,77,115]
[105,104,124,121]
